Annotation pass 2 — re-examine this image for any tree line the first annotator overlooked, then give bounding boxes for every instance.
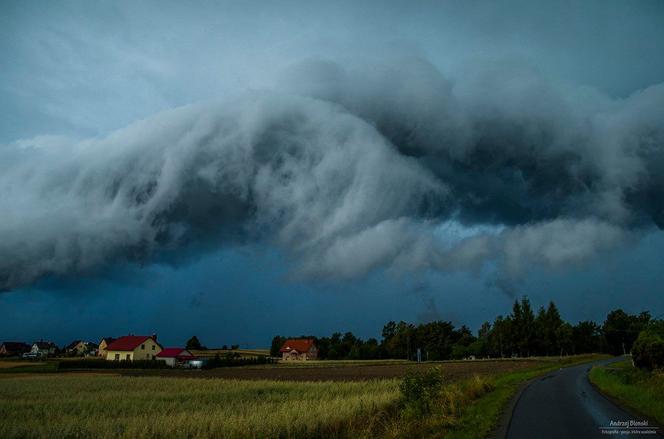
[185,336,239,351]
[271,297,657,361]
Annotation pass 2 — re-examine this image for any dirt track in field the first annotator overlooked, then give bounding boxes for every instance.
[119,359,549,381]
[0,361,46,369]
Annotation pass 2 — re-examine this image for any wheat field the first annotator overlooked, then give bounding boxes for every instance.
[0,375,399,438]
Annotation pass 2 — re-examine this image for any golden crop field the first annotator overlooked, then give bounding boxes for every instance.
[0,375,399,439]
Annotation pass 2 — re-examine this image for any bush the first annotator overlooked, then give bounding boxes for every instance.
[399,367,443,416]
[398,368,495,436]
[632,325,664,371]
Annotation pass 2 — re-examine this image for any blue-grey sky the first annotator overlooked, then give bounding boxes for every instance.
[1,0,663,348]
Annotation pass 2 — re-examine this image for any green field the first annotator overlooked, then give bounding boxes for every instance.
[589,359,664,425]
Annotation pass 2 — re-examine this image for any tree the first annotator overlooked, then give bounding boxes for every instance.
[415,321,455,360]
[632,321,664,370]
[602,309,650,355]
[270,336,286,357]
[556,323,574,356]
[535,301,562,356]
[534,306,548,355]
[510,300,522,354]
[468,338,488,358]
[470,321,491,358]
[360,338,381,359]
[186,336,204,351]
[572,321,600,354]
[519,297,536,356]
[382,321,397,341]
[380,321,414,359]
[509,297,536,356]
[450,325,476,359]
[489,315,511,358]
[478,321,492,340]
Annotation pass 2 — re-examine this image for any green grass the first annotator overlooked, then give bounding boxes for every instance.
[360,354,608,439]
[445,354,609,439]
[0,375,399,438]
[589,359,664,424]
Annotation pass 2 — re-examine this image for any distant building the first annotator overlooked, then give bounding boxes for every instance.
[156,348,195,367]
[31,341,57,357]
[105,335,162,361]
[279,339,318,361]
[65,340,98,356]
[97,337,117,358]
[0,342,31,357]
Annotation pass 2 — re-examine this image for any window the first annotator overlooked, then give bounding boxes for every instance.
[141,344,145,350]
[126,354,130,360]
[115,353,120,361]
[152,345,155,350]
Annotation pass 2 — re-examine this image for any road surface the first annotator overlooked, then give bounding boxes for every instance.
[506,357,661,438]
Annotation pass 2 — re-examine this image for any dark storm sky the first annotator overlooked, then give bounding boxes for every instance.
[1,0,663,347]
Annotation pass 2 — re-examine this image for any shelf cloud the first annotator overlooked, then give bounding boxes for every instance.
[1,57,663,291]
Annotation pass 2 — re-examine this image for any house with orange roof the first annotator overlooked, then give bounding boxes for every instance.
[279,338,318,361]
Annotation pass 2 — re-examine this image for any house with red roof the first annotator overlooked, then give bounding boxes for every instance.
[104,335,162,361]
[279,338,318,361]
[156,348,195,367]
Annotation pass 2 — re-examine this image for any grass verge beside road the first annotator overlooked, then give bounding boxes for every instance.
[589,359,664,425]
[380,354,608,439]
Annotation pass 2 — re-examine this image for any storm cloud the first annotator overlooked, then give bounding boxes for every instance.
[2,1,664,294]
[1,54,663,291]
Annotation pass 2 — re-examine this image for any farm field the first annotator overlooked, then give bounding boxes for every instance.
[189,348,270,358]
[0,360,45,369]
[120,358,550,381]
[0,355,606,438]
[0,375,398,438]
[0,358,600,438]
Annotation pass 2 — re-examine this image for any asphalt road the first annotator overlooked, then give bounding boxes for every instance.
[506,357,662,438]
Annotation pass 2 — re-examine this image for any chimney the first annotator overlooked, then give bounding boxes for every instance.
[152,333,157,341]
